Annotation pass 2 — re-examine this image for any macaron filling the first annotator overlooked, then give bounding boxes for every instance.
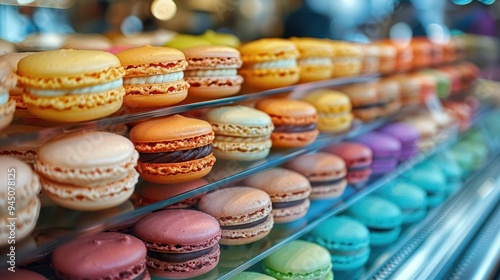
[26,78,123,96]
[253,59,297,69]
[273,123,317,133]
[348,165,371,172]
[185,69,238,77]
[298,57,332,66]
[330,247,369,256]
[310,177,345,187]
[367,226,397,233]
[0,92,8,105]
[272,199,307,209]
[147,246,215,263]
[138,144,212,163]
[220,215,270,230]
[123,71,183,85]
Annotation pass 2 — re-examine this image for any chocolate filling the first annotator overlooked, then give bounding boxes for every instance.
[353,103,385,110]
[220,215,269,230]
[147,246,213,263]
[272,199,307,209]
[273,123,317,133]
[139,145,212,163]
[311,177,345,187]
[367,227,396,233]
[348,165,370,172]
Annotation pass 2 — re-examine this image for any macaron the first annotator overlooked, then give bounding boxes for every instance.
[244,167,311,223]
[17,49,126,122]
[133,209,221,279]
[429,152,463,195]
[0,60,15,130]
[420,69,451,99]
[164,34,212,50]
[0,269,47,279]
[387,74,421,106]
[255,98,319,148]
[0,156,41,246]
[304,215,370,271]
[360,44,380,74]
[116,45,189,108]
[205,105,274,161]
[62,34,113,50]
[0,52,34,118]
[198,186,274,245]
[230,272,277,280]
[353,132,402,174]
[329,41,363,77]
[52,232,149,280]
[202,30,241,47]
[376,78,401,117]
[182,45,243,101]
[377,40,413,72]
[405,162,447,208]
[35,131,139,211]
[285,152,347,200]
[135,179,208,209]
[129,114,216,184]
[0,38,15,55]
[321,142,372,186]
[302,89,353,133]
[410,38,432,69]
[339,83,379,122]
[239,38,300,89]
[378,122,420,161]
[262,240,333,280]
[290,37,335,82]
[400,116,438,151]
[0,125,46,165]
[346,195,403,246]
[377,181,427,224]
[374,43,397,74]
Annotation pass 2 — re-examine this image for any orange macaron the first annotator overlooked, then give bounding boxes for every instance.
[116,45,189,109]
[256,98,319,148]
[129,114,216,184]
[182,45,243,101]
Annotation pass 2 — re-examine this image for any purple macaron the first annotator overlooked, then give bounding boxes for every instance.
[378,122,420,161]
[354,132,402,174]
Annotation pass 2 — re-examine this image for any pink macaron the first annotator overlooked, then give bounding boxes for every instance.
[133,209,221,279]
[135,179,208,209]
[322,142,373,186]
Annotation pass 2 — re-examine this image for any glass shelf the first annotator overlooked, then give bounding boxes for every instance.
[0,74,378,146]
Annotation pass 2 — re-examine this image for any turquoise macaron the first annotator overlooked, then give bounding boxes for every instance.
[448,147,475,175]
[304,216,370,271]
[230,272,277,280]
[377,181,427,224]
[346,195,402,246]
[429,152,463,195]
[405,162,447,208]
[262,240,333,280]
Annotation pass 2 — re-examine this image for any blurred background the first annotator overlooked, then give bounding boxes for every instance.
[0,0,499,42]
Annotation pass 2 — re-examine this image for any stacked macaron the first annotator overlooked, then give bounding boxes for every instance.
[129,115,216,184]
[116,45,189,109]
[205,105,274,161]
[17,49,126,122]
[0,156,40,246]
[322,142,373,187]
[302,89,353,133]
[339,83,379,122]
[285,152,347,200]
[378,122,420,161]
[290,37,334,82]
[256,98,319,148]
[35,131,139,211]
[330,41,363,77]
[353,132,402,174]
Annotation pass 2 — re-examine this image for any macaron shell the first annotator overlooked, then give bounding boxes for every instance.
[271,130,319,148]
[0,197,40,246]
[220,214,274,245]
[183,45,241,60]
[230,271,277,280]
[285,152,346,181]
[0,269,47,280]
[239,38,299,61]
[256,98,317,118]
[206,105,273,128]
[244,168,311,202]
[116,45,186,66]
[346,195,402,229]
[239,68,300,89]
[272,198,310,223]
[322,142,372,168]
[123,81,188,108]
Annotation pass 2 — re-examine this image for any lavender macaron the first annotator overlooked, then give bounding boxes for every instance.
[354,132,402,174]
[378,122,420,161]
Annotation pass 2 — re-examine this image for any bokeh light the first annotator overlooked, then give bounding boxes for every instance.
[389,22,412,46]
[120,15,143,35]
[151,0,177,21]
[427,23,450,45]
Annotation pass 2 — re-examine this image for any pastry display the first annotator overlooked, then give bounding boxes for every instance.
[129,115,216,184]
[182,45,243,101]
[302,89,353,132]
[290,37,334,82]
[205,105,273,161]
[17,49,126,122]
[244,167,311,223]
[377,182,427,224]
[405,162,447,208]
[346,195,403,246]
[330,41,363,77]
[51,232,149,280]
[0,61,15,130]
[198,186,274,245]
[262,240,333,280]
[0,156,40,246]
[116,45,189,108]
[35,131,139,211]
[378,122,420,161]
[321,142,373,186]
[133,209,221,279]
[304,215,370,271]
[256,98,319,148]
[353,132,402,174]
[285,152,347,200]
[239,38,300,89]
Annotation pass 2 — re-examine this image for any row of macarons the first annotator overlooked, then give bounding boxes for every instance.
[5,132,488,280]
[0,35,479,127]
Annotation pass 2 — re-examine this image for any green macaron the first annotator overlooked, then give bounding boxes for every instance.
[230,272,277,280]
[263,240,333,280]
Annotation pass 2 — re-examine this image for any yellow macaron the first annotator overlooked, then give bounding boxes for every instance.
[329,41,363,77]
[303,89,353,132]
[290,37,334,82]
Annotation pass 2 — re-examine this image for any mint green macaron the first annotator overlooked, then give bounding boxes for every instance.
[230,272,277,280]
[263,240,333,280]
